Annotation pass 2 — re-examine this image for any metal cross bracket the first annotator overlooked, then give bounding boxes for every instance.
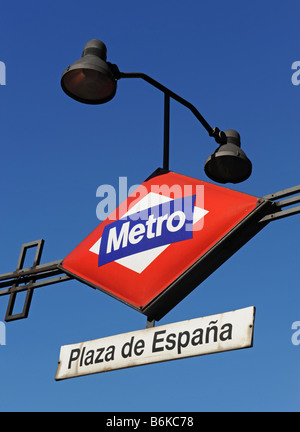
[0,240,72,321]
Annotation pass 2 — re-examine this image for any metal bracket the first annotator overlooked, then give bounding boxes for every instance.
[260,185,300,223]
[146,318,155,328]
[0,240,72,321]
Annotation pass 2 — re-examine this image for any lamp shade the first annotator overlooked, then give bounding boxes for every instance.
[61,39,117,104]
[204,129,252,184]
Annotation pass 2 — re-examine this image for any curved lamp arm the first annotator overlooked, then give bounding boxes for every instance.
[112,68,226,170]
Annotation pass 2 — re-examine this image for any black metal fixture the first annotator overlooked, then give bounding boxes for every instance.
[61,39,117,105]
[61,39,252,183]
[204,129,252,184]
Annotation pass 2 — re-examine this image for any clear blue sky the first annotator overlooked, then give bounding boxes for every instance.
[0,0,299,412]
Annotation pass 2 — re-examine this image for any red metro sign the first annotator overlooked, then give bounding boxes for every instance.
[61,169,272,320]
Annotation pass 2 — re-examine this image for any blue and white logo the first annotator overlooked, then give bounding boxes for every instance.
[99,195,196,266]
[90,192,209,274]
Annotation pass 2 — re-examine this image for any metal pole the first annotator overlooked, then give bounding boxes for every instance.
[163,94,170,170]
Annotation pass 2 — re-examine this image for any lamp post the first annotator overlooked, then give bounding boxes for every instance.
[61,39,252,184]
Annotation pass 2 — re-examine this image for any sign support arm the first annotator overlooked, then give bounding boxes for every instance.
[260,185,300,222]
[0,240,72,321]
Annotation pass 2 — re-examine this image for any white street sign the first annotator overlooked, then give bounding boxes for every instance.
[55,306,255,380]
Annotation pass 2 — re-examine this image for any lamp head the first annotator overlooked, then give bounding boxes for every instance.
[204,129,252,184]
[61,39,117,104]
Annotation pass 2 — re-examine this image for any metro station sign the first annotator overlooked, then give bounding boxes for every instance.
[60,169,272,320]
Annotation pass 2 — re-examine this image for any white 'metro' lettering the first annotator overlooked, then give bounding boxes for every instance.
[106,211,186,254]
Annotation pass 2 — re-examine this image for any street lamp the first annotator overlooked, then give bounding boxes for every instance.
[61,39,252,184]
[61,39,117,104]
[204,129,253,184]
